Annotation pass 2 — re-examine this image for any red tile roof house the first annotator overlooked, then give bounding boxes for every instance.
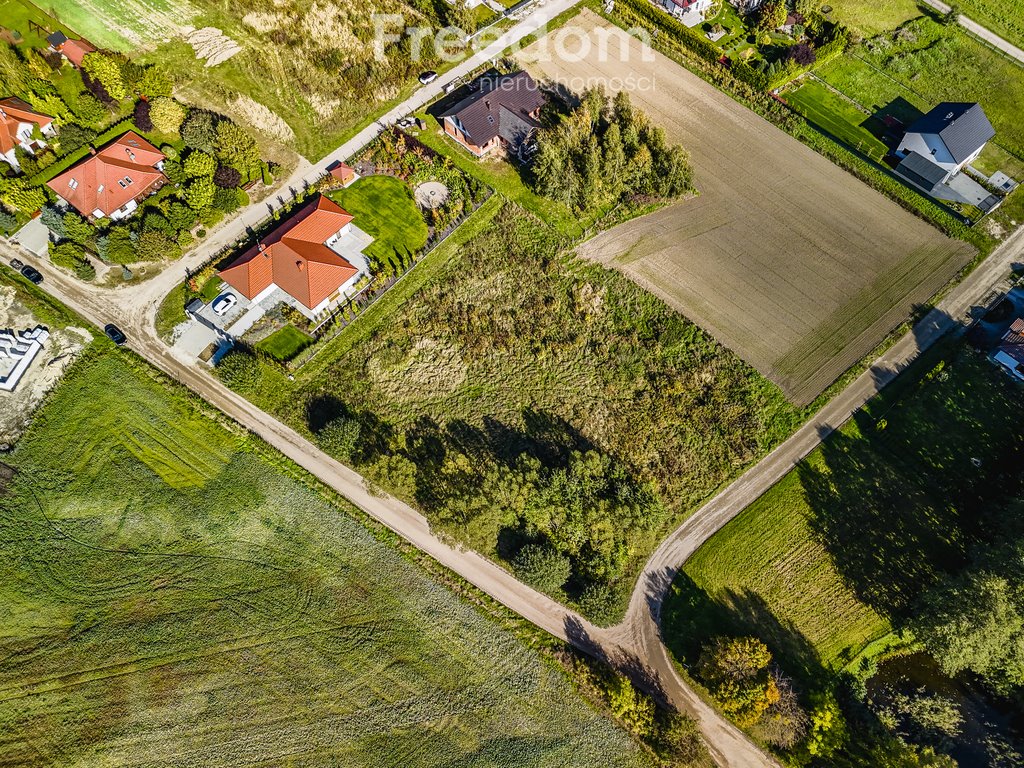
[45,31,97,69]
[218,194,373,321]
[0,97,56,172]
[47,132,167,221]
[438,71,545,158]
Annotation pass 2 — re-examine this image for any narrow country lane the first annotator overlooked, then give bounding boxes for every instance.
[919,0,1024,65]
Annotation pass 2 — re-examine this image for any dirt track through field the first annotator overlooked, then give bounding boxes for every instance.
[521,11,975,405]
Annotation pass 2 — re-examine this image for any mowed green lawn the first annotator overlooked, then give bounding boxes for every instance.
[817,17,1024,159]
[665,349,1024,685]
[329,175,429,266]
[784,80,888,161]
[0,347,650,767]
[255,324,312,361]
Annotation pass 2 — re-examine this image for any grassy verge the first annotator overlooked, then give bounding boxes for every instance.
[255,324,312,361]
[783,78,888,161]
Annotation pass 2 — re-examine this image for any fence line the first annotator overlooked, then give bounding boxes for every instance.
[288,189,494,371]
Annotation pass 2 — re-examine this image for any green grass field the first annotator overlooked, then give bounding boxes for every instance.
[822,0,922,36]
[955,0,1024,50]
[0,342,651,767]
[665,348,1024,685]
[329,176,429,265]
[784,79,889,161]
[817,17,1024,159]
[256,324,312,361]
[226,200,803,621]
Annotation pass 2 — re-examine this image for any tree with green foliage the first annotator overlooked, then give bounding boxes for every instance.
[0,208,16,235]
[214,121,260,176]
[181,109,219,152]
[651,709,705,764]
[757,0,787,31]
[39,205,66,239]
[213,187,241,214]
[81,52,127,101]
[49,241,94,278]
[183,150,216,179]
[697,636,780,727]
[605,674,655,736]
[167,201,198,232]
[137,67,172,98]
[317,416,362,460]
[62,212,94,245]
[183,177,216,212]
[149,97,186,135]
[512,543,571,594]
[69,92,106,125]
[97,226,137,263]
[56,123,96,154]
[0,180,46,214]
[911,572,1024,691]
[531,89,691,213]
[135,230,181,261]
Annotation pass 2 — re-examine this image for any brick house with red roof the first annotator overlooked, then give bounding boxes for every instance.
[438,71,546,158]
[47,132,167,221]
[0,97,56,172]
[994,318,1024,382]
[218,194,372,318]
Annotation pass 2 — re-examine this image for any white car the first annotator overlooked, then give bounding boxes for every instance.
[211,293,237,316]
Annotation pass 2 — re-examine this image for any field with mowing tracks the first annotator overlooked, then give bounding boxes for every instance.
[783,79,888,161]
[524,12,975,406]
[822,0,920,36]
[328,176,429,265]
[0,351,651,768]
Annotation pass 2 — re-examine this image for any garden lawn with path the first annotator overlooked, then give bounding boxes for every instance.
[328,175,429,266]
[255,324,312,361]
[783,79,888,161]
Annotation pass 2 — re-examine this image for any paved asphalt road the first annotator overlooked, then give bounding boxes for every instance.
[7,3,1024,763]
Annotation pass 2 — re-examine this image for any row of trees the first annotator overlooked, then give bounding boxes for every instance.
[530,88,693,215]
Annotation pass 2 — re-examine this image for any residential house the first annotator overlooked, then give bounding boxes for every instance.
[993,318,1024,382]
[46,31,96,68]
[47,132,167,221]
[663,0,714,27]
[0,97,56,172]
[895,103,995,187]
[729,0,766,13]
[218,194,372,320]
[438,70,545,159]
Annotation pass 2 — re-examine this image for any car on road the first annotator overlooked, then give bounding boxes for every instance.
[418,71,438,85]
[396,117,414,128]
[9,258,24,271]
[211,292,237,316]
[20,265,42,284]
[104,323,127,345]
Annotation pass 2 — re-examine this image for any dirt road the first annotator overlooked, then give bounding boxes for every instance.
[521,11,974,406]
[920,0,1024,64]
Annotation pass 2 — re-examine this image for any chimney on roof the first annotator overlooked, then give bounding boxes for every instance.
[296,261,304,272]
[485,99,491,110]
[88,147,97,155]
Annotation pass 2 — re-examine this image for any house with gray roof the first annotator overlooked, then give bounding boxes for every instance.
[895,103,995,187]
[438,71,545,159]
[894,102,1001,213]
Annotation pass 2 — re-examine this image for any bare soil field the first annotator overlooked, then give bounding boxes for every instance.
[521,11,975,405]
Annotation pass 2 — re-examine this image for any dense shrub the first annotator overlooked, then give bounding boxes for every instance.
[215,347,264,391]
[316,416,362,460]
[133,99,153,132]
[512,543,571,594]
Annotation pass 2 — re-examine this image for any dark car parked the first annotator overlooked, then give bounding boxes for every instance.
[20,265,42,284]
[10,258,24,271]
[104,323,127,345]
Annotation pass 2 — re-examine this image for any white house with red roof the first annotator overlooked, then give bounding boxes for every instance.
[0,97,56,172]
[663,0,713,26]
[47,132,167,221]
[218,194,373,320]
